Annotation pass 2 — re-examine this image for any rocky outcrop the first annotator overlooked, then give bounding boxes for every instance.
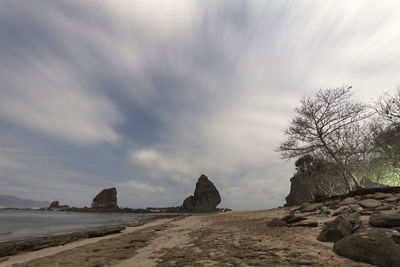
[284,156,347,207]
[284,155,389,207]
[285,172,388,207]
[48,201,69,211]
[181,175,221,212]
[91,188,118,210]
[49,201,59,208]
[277,187,400,266]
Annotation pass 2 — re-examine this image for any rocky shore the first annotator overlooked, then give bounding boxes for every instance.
[0,215,180,261]
[0,210,373,267]
[2,187,399,266]
[270,187,400,266]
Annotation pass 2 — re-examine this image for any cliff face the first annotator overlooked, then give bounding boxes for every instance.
[182,174,221,212]
[285,170,388,207]
[91,187,119,210]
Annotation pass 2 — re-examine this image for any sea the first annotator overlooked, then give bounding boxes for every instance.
[0,209,162,243]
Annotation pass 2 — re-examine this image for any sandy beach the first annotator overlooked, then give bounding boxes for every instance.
[0,208,374,267]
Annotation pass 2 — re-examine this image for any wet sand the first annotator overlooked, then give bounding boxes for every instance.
[1,209,373,266]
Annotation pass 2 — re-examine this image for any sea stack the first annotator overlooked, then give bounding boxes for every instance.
[182,174,221,212]
[91,187,119,210]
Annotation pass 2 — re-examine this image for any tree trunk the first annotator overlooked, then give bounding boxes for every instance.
[342,170,352,192]
[319,137,362,189]
[348,170,361,189]
[377,174,381,188]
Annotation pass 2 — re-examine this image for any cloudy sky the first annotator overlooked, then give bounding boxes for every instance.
[0,0,399,209]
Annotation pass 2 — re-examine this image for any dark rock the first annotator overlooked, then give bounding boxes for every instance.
[332,207,350,216]
[181,175,221,212]
[48,200,69,210]
[91,187,118,210]
[393,233,400,244]
[361,210,375,216]
[289,221,318,227]
[369,213,400,228]
[49,201,59,208]
[267,218,288,227]
[317,215,353,242]
[358,199,382,209]
[0,225,125,257]
[375,205,394,211]
[282,215,307,224]
[333,229,400,267]
[182,196,194,211]
[87,226,125,238]
[374,192,394,200]
[329,204,340,210]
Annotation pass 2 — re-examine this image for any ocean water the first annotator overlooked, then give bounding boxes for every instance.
[0,209,162,243]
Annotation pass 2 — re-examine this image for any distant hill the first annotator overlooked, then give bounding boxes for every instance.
[0,194,49,209]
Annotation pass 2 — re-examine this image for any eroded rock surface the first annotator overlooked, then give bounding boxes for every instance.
[91,187,118,210]
[181,175,221,212]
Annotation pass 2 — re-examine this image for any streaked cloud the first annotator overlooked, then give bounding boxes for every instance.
[0,0,399,209]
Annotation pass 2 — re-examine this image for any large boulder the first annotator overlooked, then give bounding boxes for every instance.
[333,229,400,267]
[358,199,382,209]
[369,213,400,228]
[91,187,119,210]
[317,215,353,242]
[182,175,221,212]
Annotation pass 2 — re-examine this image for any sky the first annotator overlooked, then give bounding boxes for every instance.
[0,0,400,209]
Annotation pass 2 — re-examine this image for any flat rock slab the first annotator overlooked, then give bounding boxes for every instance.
[358,199,382,209]
[369,213,400,228]
[302,203,324,212]
[289,221,318,227]
[340,197,357,205]
[385,197,399,203]
[333,229,400,267]
[374,192,394,200]
[267,218,288,227]
[285,215,307,224]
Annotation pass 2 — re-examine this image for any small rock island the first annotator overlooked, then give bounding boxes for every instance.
[91,187,119,211]
[182,174,221,212]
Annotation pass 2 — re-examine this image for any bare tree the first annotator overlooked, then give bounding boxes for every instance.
[376,87,400,123]
[277,86,371,189]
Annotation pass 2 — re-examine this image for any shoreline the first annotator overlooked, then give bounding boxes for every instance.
[0,209,375,266]
[0,214,183,259]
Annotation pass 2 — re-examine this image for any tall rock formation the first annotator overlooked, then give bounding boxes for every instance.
[91,187,119,210]
[182,174,221,212]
